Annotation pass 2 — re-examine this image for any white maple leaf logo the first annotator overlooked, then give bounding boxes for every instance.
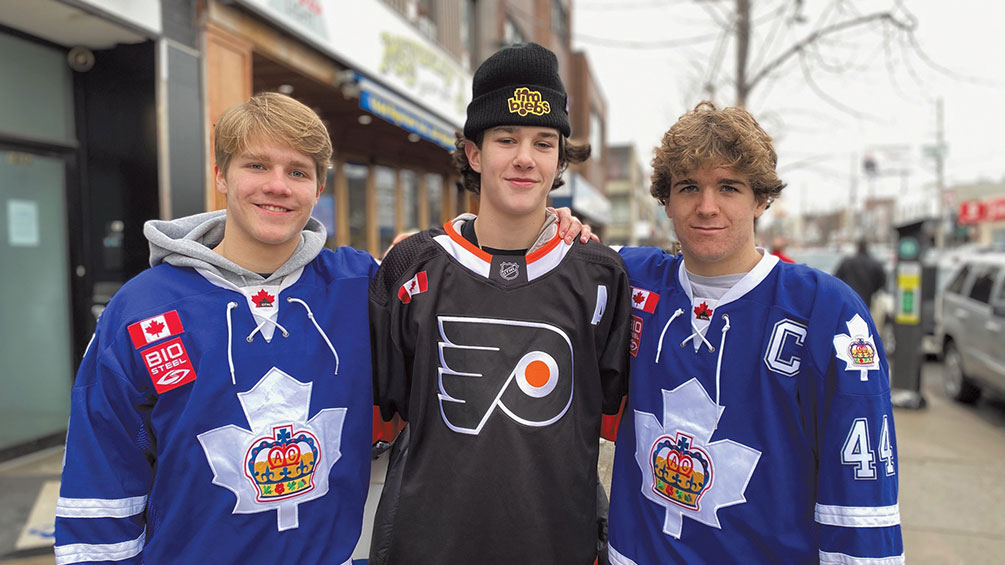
[197,367,346,531]
[833,313,880,381]
[634,378,760,538]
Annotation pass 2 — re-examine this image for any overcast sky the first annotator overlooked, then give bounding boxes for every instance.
[573,0,1005,223]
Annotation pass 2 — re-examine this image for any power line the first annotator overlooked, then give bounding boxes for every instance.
[573,30,721,49]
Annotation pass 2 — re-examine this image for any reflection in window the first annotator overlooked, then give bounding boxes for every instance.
[590,111,604,162]
[346,162,368,251]
[376,166,396,253]
[401,169,419,232]
[504,17,526,46]
[946,265,970,296]
[427,173,444,227]
[969,267,999,304]
[312,168,336,248]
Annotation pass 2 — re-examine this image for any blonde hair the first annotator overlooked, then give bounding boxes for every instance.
[650,101,785,206]
[214,92,333,187]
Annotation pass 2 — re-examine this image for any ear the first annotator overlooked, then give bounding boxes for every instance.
[214,165,227,195]
[464,140,482,173]
[754,196,769,218]
[315,183,324,201]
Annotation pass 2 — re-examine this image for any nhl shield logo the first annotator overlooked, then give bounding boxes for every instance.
[499,261,520,281]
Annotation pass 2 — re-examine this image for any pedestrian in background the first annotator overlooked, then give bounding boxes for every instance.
[368,42,631,564]
[607,101,903,564]
[769,235,795,263]
[835,238,888,308]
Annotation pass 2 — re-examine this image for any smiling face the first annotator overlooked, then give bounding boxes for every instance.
[214,137,322,271]
[666,165,768,276]
[465,126,560,221]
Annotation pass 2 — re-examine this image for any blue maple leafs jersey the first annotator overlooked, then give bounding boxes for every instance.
[55,248,376,564]
[609,247,904,564]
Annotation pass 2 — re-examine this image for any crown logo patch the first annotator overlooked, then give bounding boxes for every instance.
[245,425,319,501]
[508,87,551,116]
[634,379,760,538]
[198,368,346,531]
[650,432,712,510]
[833,314,880,381]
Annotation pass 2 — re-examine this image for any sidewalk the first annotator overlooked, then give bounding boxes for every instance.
[895,362,1005,563]
[2,361,1003,563]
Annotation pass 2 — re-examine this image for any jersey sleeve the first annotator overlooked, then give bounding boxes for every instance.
[806,283,904,563]
[369,239,421,423]
[54,324,156,565]
[598,258,632,416]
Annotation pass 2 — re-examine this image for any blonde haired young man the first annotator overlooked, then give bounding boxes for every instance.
[55,93,377,564]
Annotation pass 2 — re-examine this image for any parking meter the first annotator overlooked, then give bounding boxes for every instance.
[890,219,933,409]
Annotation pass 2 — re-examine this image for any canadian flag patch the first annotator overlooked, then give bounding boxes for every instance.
[630,286,660,313]
[398,271,428,304]
[128,310,184,349]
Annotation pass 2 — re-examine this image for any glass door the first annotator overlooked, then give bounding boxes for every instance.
[0,150,73,450]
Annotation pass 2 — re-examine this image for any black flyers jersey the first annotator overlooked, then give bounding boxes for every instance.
[369,220,632,565]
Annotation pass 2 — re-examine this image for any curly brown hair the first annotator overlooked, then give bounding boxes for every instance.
[650,101,785,206]
[451,130,590,194]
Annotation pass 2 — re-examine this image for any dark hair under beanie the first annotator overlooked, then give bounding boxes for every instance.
[463,42,571,140]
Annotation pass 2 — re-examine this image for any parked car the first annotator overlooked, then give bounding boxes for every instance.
[938,250,1005,403]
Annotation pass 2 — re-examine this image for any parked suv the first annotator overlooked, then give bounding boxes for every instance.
[939,250,1005,403]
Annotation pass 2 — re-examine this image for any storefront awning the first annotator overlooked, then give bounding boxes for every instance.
[354,74,457,151]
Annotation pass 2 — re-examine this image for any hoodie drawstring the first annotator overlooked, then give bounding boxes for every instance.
[655,308,685,364]
[226,302,238,385]
[287,297,340,375]
[225,296,341,386]
[713,314,731,414]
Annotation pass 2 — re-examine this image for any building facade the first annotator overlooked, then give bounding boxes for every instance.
[0,0,618,457]
[605,143,670,247]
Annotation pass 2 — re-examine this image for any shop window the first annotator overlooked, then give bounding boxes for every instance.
[346,162,369,251]
[401,169,419,232]
[427,173,444,226]
[552,0,569,42]
[504,17,526,46]
[590,111,604,162]
[312,168,337,248]
[376,165,397,253]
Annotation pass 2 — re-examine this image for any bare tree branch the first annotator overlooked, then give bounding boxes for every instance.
[744,11,915,99]
[796,49,877,121]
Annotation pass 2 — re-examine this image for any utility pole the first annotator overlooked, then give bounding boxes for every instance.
[934,97,946,249]
[735,0,751,107]
[848,153,858,241]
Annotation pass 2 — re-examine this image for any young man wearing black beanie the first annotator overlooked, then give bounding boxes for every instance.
[368,42,632,564]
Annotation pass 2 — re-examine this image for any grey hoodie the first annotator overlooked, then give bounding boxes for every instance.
[144,210,326,288]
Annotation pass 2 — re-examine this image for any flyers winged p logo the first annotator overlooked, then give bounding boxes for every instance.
[436,316,574,435]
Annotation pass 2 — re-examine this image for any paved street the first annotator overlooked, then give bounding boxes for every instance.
[3,360,1004,564]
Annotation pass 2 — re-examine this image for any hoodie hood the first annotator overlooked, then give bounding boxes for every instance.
[144,210,326,286]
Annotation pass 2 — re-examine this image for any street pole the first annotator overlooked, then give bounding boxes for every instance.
[849,153,858,241]
[935,97,946,249]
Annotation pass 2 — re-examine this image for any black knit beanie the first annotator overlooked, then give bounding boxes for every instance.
[463,42,571,140]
